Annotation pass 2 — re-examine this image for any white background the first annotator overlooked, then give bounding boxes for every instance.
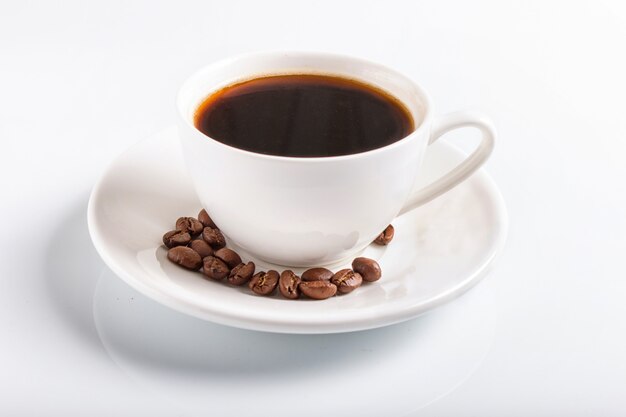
[1,0,626,415]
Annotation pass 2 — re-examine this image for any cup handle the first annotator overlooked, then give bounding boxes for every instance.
[398,111,496,215]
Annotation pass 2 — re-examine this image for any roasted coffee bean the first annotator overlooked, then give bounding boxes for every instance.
[300,280,337,300]
[279,270,301,299]
[228,262,255,286]
[163,229,191,248]
[167,246,202,270]
[214,248,242,269]
[249,270,279,295]
[373,224,394,245]
[202,227,226,249]
[301,267,333,282]
[198,209,217,229]
[331,269,363,294]
[189,239,213,258]
[175,217,204,236]
[202,255,230,280]
[352,257,382,282]
[163,208,387,301]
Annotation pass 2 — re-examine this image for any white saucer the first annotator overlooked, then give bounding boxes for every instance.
[88,128,507,334]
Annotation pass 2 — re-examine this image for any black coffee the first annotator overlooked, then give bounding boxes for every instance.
[194,74,414,157]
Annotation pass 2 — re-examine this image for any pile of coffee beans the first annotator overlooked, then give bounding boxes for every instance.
[162,209,391,300]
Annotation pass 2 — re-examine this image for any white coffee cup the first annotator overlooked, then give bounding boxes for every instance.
[177,52,495,267]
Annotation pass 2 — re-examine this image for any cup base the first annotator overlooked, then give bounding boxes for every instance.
[225,238,371,273]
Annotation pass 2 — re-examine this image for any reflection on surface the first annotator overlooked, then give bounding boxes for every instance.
[44,198,107,350]
[93,268,496,416]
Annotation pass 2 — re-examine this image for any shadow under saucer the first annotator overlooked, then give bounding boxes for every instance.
[43,197,108,350]
[93,266,497,416]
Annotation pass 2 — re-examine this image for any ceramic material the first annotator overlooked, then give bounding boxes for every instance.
[177,52,496,266]
[87,128,507,334]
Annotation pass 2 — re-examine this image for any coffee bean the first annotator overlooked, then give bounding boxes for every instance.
[249,270,279,295]
[352,257,382,282]
[175,217,203,236]
[301,267,333,282]
[228,262,255,286]
[331,269,363,294]
[300,280,337,300]
[373,224,394,245]
[214,248,242,269]
[279,270,301,299]
[167,246,202,270]
[202,255,230,280]
[163,207,388,301]
[198,209,217,229]
[202,227,226,249]
[163,229,191,248]
[189,239,213,258]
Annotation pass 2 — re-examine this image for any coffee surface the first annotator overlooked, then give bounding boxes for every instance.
[194,74,414,157]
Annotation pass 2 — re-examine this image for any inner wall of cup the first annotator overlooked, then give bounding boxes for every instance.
[179,53,428,134]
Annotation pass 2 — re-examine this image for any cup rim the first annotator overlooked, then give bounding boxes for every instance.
[177,50,434,162]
